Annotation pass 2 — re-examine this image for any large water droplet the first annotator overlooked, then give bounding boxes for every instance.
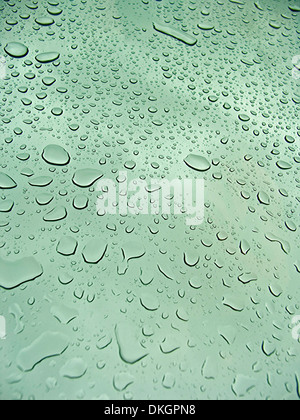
[42,145,70,166]
[0,199,14,213]
[257,191,270,205]
[184,154,211,172]
[4,42,28,58]
[0,172,17,189]
[82,239,108,264]
[0,256,43,290]
[35,17,55,26]
[17,331,69,372]
[35,52,60,63]
[29,176,53,187]
[56,236,78,256]
[72,169,103,188]
[153,22,197,46]
[115,323,148,364]
[276,160,292,170]
[140,293,160,311]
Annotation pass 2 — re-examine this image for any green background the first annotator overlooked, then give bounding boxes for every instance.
[0,0,299,400]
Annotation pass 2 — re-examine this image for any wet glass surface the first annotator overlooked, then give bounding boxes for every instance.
[0,0,299,400]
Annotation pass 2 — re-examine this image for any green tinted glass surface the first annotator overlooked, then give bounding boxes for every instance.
[0,0,299,401]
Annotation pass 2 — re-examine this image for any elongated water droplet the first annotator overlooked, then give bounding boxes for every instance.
[153,22,197,46]
[17,331,68,372]
[72,169,103,188]
[0,256,43,290]
[184,154,211,172]
[35,52,60,63]
[43,206,67,222]
[35,17,55,26]
[4,42,28,58]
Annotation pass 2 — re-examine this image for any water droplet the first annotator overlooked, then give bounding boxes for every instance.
[72,169,103,188]
[115,323,148,364]
[43,206,67,222]
[42,76,56,86]
[285,220,297,232]
[197,24,214,30]
[153,22,197,46]
[51,107,63,116]
[288,5,300,12]
[17,331,69,372]
[188,276,202,289]
[122,242,145,262]
[140,293,159,311]
[232,375,256,397]
[239,240,251,255]
[276,160,292,170]
[29,176,53,187]
[4,42,28,58]
[238,272,257,284]
[184,154,211,172]
[58,272,74,285]
[35,52,60,63]
[223,295,245,312]
[124,160,136,170]
[82,239,108,264]
[113,372,134,391]
[73,195,89,210]
[285,135,295,144]
[0,172,17,189]
[0,256,43,290]
[60,358,87,379]
[202,357,218,380]
[42,145,70,166]
[35,193,53,206]
[261,340,276,357]
[176,308,189,322]
[257,191,270,205]
[35,17,55,26]
[162,373,176,389]
[56,237,78,256]
[96,334,112,350]
[183,251,199,267]
[160,336,180,354]
[238,114,250,122]
[47,6,62,15]
[0,199,14,213]
[265,233,290,254]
